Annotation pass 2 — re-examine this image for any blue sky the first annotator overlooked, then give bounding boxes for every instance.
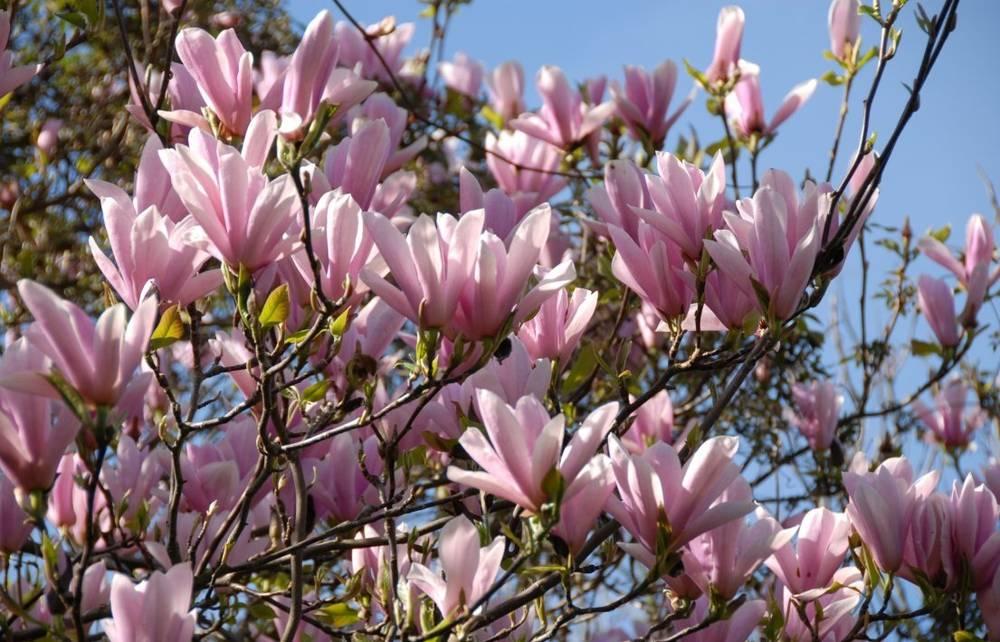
[289,0,999,469]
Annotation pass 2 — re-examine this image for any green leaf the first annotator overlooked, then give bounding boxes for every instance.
[480,104,504,129]
[329,306,351,337]
[73,0,101,25]
[541,467,565,503]
[682,58,709,89]
[259,284,290,328]
[45,371,90,422]
[302,379,331,403]
[910,339,942,357]
[859,4,882,22]
[749,277,772,315]
[316,602,360,628]
[284,327,313,344]
[561,344,598,397]
[56,10,88,28]
[821,70,844,86]
[248,601,275,620]
[928,224,952,243]
[953,632,986,642]
[150,305,185,350]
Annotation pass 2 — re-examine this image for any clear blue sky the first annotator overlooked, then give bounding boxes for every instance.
[289,0,999,468]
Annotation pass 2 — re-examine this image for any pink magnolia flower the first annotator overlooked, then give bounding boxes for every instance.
[781,567,864,642]
[361,210,483,331]
[485,130,567,215]
[949,475,1000,590]
[983,459,1000,503]
[517,287,597,367]
[307,434,376,523]
[254,50,288,110]
[914,378,985,449]
[271,10,373,138]
[349,93,427,176]
[0,470,31,553]
[633,152,727,262]
[702,269,757,330]
[610,60,690,148]
[980,570,1000,642]
[784,379,842,452]
[916,274,961,347]
[459,167,520,239]
[407,515,504,617]
[101,435,166,525]
[46,454,83,529]
[0,10,41,99]
[0,338,80,491]
[131,135,187,223]
[291,189,380,304]
[324,298,405,397]
[586,159,651,241]
[352,524,414,612]
[581,75,607,164]
[15,279,157,408]
[843,457,939,573]
[609,222,696,322]
[829,0,861,59]
[172,28,253,136]
[902,491,955,587]
[510,65,615,150]
[453,205,576,341]
[705,173,829,321]
[463,337,551,408]
[679,480,793,599]
[35,118,62,158]
[669,597,766,642]
[104,563,197,642]
[316,119,391,210]
[620,390,678,454]
[704,6,745,84]
[448,391,617,514]
[724,61,817,138]
[130,63,207,144]
[551,454,615,554]
[334,17,414,83]
[160,115,303,272]
[86,177,221,310]
[274,10,344,138]
[766,507,851,596]
[606,434,755,567]
[919,213,999,298]
[180,446,241,513]
[439,52,484,98]
[486,60,525,122]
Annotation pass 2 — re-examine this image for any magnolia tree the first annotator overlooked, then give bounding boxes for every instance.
[0,0,997,640]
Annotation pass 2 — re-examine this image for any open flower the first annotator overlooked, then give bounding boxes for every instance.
[0,338,80,492]
[914,378,986,449]
[724,61,817,138]
[361,210,483,331]
[14,280,156,408]
[407,515,504,617]
[610,60,690,148]
[159,115,302,272]
[170,28,253,136]
[0,10,41,99]
[104,563,197,642]
[510,65,615,150]
[606,434,755,567]
[448,391,617,514]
